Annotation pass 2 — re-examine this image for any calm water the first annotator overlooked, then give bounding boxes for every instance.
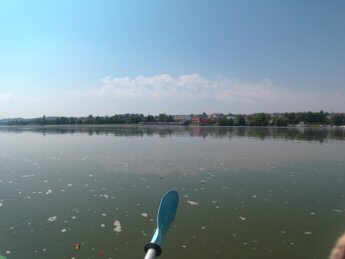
[0,126,345,259]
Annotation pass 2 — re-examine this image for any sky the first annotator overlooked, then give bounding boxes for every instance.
[0,0,344,118]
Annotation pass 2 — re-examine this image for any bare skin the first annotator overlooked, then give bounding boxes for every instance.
[329,234,345,259]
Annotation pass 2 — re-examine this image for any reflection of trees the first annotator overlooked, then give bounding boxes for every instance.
[0,125,344,142]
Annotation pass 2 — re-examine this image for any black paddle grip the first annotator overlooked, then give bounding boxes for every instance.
[144,243,162,256]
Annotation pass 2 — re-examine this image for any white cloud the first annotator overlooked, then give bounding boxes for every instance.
[89,73,345,112]
[93,74,278,101]
[0,92,15,101]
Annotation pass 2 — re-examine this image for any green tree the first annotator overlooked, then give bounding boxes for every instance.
[158,113,168,122]
[330,113,345,126]
[145,115,156,122]
[218,116,234,126]
[42,115,47,125]
[236,115,246,126]
[247,113,270,126]
[275,115,288,127]
[87,115,94,124]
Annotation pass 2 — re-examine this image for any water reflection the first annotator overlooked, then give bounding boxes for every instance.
[0,125,344,142]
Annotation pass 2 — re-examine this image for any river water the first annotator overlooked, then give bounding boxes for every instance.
[0,126,344,259]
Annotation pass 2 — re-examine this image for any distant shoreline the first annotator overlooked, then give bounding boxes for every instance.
[0,124,344,128]
[1,112,344,127]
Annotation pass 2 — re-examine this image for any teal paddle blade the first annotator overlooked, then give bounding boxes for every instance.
[151,191,179,246]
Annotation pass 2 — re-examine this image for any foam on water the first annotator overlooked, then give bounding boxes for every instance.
[113,220,122,233]
[47,216,57,222]
[21,174,35,178]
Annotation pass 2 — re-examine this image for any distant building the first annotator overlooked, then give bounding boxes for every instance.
[226,115,236,120]
[173,115,192,121]
[192,117,207,125]
[296,121,305,127]
[210,113,222,119]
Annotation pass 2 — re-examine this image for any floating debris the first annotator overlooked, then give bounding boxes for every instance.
[75,243,81,250]
[141,213,148,217]
[61,229,67,233]
[99,249,105,256]
[21,174,35,178]
[304,231,312,235]
[113,220,122,233]
[239,216,246,221]
[47,216,57,222]
[187,200,199,206]
[100,224,106,228]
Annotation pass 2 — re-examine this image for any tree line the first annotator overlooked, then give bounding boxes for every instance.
[218,112,344,126]
[0,111,344,126]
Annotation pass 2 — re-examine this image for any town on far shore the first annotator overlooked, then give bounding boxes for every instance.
[0,111,344,127]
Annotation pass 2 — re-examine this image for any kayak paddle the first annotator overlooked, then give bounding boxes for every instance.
[144,190,179,259]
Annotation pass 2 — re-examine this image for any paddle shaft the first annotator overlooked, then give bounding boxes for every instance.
[144,248,157,259]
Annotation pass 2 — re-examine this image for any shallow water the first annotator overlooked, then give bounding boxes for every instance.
[0,126,344,259]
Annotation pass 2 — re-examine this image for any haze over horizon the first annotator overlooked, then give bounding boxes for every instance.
[1,0,345,119]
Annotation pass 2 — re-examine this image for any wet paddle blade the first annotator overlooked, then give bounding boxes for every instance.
[151,191,179,246]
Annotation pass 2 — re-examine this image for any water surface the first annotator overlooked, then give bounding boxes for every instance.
[0,126,344,259]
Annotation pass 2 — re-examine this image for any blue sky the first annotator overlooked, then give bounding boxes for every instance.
[0,0,344,118]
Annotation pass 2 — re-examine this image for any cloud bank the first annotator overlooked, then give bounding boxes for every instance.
[2,74,344,118]
[90,74,344,112]
[94,74,278,101]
